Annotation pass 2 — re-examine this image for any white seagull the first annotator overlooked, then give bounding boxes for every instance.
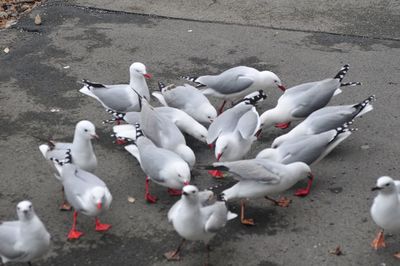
[257,124,355,196]
[124,124,191,203]
[115,106,209,144]
[260,64,361,130]
[0,201,51,265]
[272,95,375,147]
[140,100,196,168]
[370,176,400,255]
[165,185,237,264]
[38,120,99,210]
[181,66,284,113]
[51,155,112,240]
[205,159,311,225]
[206,90,266,177]
[79,62,152,119]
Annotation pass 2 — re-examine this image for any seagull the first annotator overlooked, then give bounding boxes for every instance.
[0,201,51,265]
[165,185,237,264]
[370,176,400,255]
[38,120,99,211]
[51,154,112,240]
[272,95,375,147]
[256,123,356,196]
[79,62,152,118]
[206,90,266,177]
[260,64,361,130]
[205,159,311,225]
[181,66,284,113]
[152,82,217,124]
[140,100,196,168]
[124,124,191,203]
[115,106,208,144]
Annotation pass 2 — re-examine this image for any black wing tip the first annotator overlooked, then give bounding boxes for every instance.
[334,64,351,81]
[158,81,166,91]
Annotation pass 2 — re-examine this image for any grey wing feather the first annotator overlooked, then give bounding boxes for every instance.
[290,79,339,118]
[279,131,336,165]
[198,66,256,94]
[0,222,25,260]
[61,166,106,209]
[213,159,282,183]
[123,112,141,124]
[92,85,140,112]
[207,104,250,143]
[305,105,355,133]
[236,109,260,139]
[203,202,229,233]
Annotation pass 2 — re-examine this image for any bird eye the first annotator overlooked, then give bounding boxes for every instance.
[84,129,88,132]
[386,183,390,187]
[29,205,32,209]
[17,207,20,210]
[192,191,195,194]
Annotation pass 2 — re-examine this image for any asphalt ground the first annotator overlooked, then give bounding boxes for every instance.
[0,1,400,265]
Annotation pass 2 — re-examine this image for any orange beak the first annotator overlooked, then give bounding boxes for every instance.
[97,202,102,210]
[143,73,152,79]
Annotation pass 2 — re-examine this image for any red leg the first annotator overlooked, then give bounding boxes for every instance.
[240,200,254,225]
[145,177,158,203]
[208,143,214,150]
[208,170,224,178]
[295,173,314,197]
[168,188,183,196]
[115,138,127,145]
[275,122,291,129]
[60,187,72,211]
[95,217,112,232]
[217,100,227,115]
[164,239,185,261]
[68,211,84,240]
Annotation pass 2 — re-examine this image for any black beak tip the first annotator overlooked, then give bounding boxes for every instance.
[371,187,382,191]
[182,192,189,196]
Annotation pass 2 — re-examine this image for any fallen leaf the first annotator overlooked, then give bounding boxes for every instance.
[63,65,70,69]
[394,252,400,259]
[329,245,343,256]
[127,196,136,203]
[4,47,10,53]
[34,14,41,25]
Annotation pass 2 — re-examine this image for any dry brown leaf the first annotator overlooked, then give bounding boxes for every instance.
[34,13,40,25]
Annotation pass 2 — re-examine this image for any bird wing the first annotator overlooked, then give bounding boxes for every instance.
[0,222,26,260]
[212,159,282,183]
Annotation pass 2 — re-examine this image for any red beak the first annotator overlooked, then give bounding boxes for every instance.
[183,181,190,186]
[217,153,222,161]
[143,73,152,79]
[278,84,286,91]
[97,202,102,210]
[91,134,100,140]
